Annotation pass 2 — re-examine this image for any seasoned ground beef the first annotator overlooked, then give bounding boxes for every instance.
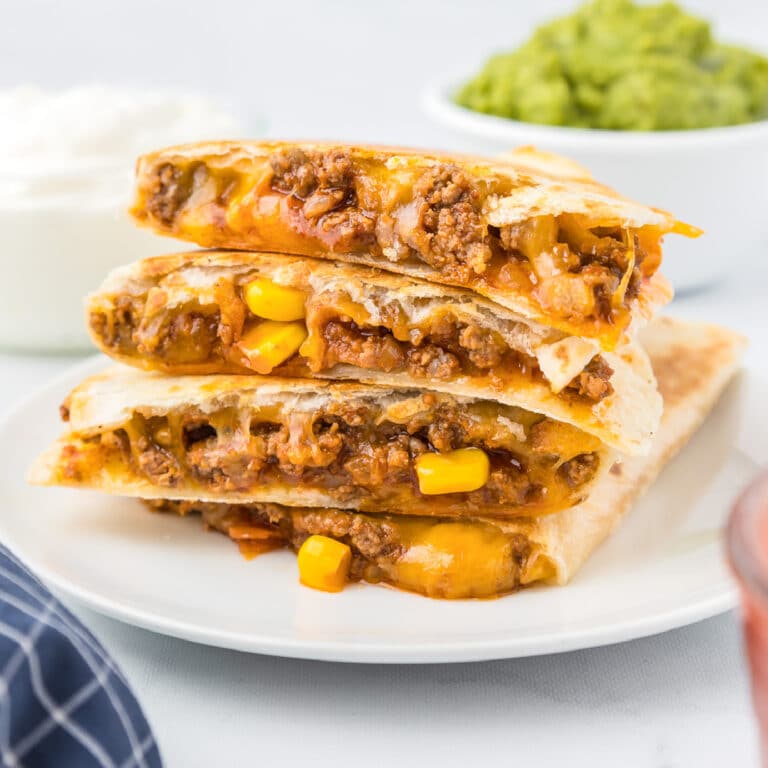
[458,324,507,368]
[342,434,417,486]
[322,321,405,372]
[320,319,543,388]
[101,428,130,458]
[269,151,493,279]
[137,146,660,334]
[316,207,377,249]
[92,285,614,404]
[109,398,600,516]
[406,343,461,380]
[162,312,219,363]
[134,436,182,487]
[186,438,265,492]
[90,295,141,353]
[424,417,464,453]
[270,147,377,249]
[145,163,196,227]
[145,499,534,585]
[269,414,344,469]
[270,147,353,201]
[592,283,614,323]
[558,452,599,489]
[404,166,492,282]
[290,508,404,561]
[566,356,615,401]
[145,498,542,597]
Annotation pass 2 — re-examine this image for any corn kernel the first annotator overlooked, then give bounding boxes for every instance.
[415,447,490,495]
[238,320,307,374]
[297,535,351,593]
[244,278,306,321]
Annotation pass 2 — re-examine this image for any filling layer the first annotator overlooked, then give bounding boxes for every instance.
[134,145,666,335]
[145,499,555,599]
[89,269,614,403]
[59,395,603,517]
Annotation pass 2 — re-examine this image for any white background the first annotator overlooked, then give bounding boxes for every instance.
[1,0,767,765]
[2,0,766,143]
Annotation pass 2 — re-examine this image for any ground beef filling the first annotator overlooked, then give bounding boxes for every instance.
[90,296,140,354]
[567,356,614,401]
[143,150,647,323]
[146,498,404,578]
[90,292,615,403]
[108,405,600,513]
[269,147,377,250]
[401,166,493,283]
[145,499,533,590]
[319,319,613,403]
[265,152,646,320]
[145,162,198,227]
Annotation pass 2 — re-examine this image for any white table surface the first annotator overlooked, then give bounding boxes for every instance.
[2,0,767,764]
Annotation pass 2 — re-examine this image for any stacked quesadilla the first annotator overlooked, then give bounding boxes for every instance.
[30,142,744,598]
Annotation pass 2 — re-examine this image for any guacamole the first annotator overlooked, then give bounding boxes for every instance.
[455,0,768,130]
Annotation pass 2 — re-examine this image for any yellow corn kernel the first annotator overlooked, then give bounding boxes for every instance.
[244,278,306,321]
[239,320,308,374]
[415,448,490,495]
[297,535,351,593]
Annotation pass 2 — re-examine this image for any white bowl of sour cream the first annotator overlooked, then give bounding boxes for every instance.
[0,86,246,351]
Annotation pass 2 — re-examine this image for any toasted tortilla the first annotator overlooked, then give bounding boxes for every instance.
[30,317,745,599]
[130,141,695,348]
[87,250,661,454]
[30,370,612,519]
[513,316,747,583]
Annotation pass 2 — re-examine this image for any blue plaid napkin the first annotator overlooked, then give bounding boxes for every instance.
[0,544,162,767]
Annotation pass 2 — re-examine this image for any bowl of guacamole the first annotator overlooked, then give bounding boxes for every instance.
[454,0,768,131]
[422,0,768,291]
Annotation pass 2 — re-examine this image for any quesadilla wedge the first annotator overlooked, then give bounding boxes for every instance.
[31,370,613,519]
[32,317,745,599]
[88,250,661,454]
[130,142,698,348]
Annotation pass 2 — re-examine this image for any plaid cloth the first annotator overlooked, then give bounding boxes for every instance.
[0,544,161,768]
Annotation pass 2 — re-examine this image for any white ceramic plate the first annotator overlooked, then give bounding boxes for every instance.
[0,357,759,663]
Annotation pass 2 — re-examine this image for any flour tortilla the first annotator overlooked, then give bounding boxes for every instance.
[29,317,745,590]
[29,368,613,514]
[88,250,661,454]
[130,141,691,339]
[509,316,747,583]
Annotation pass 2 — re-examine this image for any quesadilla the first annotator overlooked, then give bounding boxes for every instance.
[88,250,661,454]
[31,370,611,519]
[130,142,698,348]
[32,318,745,599]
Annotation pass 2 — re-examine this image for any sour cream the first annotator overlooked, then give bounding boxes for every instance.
[0,86,244,351]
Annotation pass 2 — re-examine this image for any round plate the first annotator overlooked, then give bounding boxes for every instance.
[0,357,757,663]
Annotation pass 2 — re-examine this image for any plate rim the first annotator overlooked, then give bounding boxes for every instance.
[0,355,740,664]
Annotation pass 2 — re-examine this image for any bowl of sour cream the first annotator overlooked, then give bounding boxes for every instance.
[0,86,247,351]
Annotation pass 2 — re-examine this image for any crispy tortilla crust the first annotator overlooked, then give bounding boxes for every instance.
[129,141,693,348]
[87,250,599,394]
[85,250,662,455]
[140,317,747,598]
[32,374,608,519]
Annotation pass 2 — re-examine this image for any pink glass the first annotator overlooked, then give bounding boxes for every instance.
[728,470,768,764]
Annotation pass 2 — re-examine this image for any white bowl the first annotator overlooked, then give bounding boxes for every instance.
[423,85,768,293]
[0,187,186,353]
[0,85,248,352]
